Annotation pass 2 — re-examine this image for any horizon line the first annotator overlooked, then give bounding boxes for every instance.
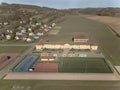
[1,2,120,10]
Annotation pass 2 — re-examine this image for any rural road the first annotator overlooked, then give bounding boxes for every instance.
[0,43,35,46]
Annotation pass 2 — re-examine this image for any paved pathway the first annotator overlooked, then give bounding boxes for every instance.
[4,73,118,80]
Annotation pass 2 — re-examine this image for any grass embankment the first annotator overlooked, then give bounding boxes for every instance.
[0,46,30,53]
[2,40,27,44]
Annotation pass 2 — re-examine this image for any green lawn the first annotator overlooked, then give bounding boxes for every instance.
[1,80,120,90]
[58,57,112,73]
[0,46,30,53]
[1,40,28,44]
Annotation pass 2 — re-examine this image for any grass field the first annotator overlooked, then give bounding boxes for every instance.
[45,15,120,65]
[82,15,120,35]
[1,40,28,44]
[58,57,112,73]
[1,80,120,90]
[0,46,30,53]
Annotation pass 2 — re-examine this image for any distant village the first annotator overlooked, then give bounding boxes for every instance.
[0,3,65,43]
[0,17,56,43]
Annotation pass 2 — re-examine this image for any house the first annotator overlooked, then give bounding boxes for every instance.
[26,38,32,42]
[6,30,13,34]
[21,34,28,41]
[26,37,34,42]
[51,23,56,27]
[44,28,49,32]
[28,28,32,32]
[31,24,36,28]
[90,43,98,50]
[29,17,33,21]
[6,30,10,33]
[17,26,23,30]
[20,21,26,24]
[36,32,43,36]
[20,21,23,24]
[21,29,26,34]
[41,56,55,61]
[48,26,52,29]
[6,35,11,40]
[73,35,89,43]
[44,24,47,28]
[15,36,20,40]
[3,22,8,25]
[33,36,39,39]
[29,32,35,36]
[10,30,13,34]
[16,32,22,36]
[36,22,41,26]
[0,33,4,37]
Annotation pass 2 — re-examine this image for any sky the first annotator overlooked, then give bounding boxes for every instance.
[0,0,120,9]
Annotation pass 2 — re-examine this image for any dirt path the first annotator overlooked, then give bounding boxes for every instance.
[4,73,118,80]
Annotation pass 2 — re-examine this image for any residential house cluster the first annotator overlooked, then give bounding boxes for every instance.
[0,17,56,42]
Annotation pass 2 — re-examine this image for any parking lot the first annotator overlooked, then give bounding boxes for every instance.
[40,49,104,58]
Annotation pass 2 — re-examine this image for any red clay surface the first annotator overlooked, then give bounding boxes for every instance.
[0,55,7,63]
[32,63,58,72]
[4,73,118,80]
[0,53,19,70]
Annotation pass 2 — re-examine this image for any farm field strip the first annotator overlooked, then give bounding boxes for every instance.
[81,15,120,35]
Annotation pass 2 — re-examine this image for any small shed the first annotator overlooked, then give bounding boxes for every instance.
[41,56,55,61]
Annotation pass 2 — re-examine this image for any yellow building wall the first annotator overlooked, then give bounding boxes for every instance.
[36,44,98,50]
[91,45,98,50]
[36,45,42,50]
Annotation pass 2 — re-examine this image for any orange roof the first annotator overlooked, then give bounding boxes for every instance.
[38,39,97,46]
[74,35,89,39]
[90,43,98,46]
[39,41,91,45]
